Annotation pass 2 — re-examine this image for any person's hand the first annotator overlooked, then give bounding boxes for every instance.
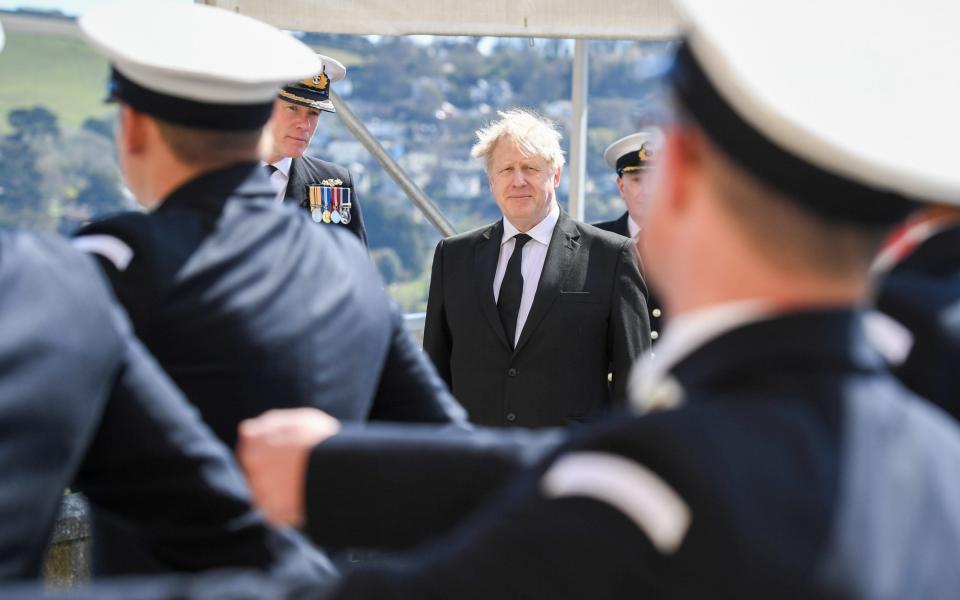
[236,408,341,528]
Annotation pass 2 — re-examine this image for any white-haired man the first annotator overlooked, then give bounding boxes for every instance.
[423,109,650,428]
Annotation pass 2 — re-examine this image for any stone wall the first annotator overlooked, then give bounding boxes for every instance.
[43,493,90,587]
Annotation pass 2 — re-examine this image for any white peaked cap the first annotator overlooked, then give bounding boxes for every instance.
[79,2,321,106]
[604,130,664,170]
[673,0,960,211]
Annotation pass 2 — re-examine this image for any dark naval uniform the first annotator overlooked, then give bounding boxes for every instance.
[76,163,465,450]
[594,211,664,342]
[0,230,331,582]
[312,311,960,599]
[875,223,960,421]
[284,154,368,246]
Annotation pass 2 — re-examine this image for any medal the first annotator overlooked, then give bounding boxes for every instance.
[321,188,332,223]
[331,189,342,224]
[307,184,324,222]
[309,182,352,226]
[339,188,352,225]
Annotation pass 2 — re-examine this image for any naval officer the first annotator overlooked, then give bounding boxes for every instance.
[237,0,960,597]
[264,55,368,245]
[594,130,665,343]
[0,15,331,583]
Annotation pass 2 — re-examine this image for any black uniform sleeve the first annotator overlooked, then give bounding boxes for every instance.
[303,425,564,549]
[328,467,664,599]
[74,306,334,583]
[367,302,470,425]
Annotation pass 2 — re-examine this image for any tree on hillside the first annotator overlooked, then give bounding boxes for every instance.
[8,106,60,142]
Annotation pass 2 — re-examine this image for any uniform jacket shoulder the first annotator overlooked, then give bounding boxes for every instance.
[75,211,158,265]
[592,212,630,238]
[575,219,635,254]
[440,220,502,250]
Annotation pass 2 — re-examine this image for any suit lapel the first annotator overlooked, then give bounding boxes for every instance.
[513,213,581,355]
[614,212,630,237]
[284,157,309,208]
[474,221,511,350]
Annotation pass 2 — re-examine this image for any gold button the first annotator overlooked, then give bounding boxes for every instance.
[651,331,659,340]
[652,308,662,318]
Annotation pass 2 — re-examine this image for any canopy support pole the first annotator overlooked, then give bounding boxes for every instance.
[331,89,458,238]
[567,39,589,221]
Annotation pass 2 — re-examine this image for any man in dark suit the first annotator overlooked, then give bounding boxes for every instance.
[873,203,960,421]
[73,7,465,448]
[423,109,650,428]
[594,130,665,342]
[235,0,960,597]
[263,54,367,245]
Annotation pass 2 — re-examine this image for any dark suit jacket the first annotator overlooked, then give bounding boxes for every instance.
[285,154,368,246]
[76,163,465,451]
[424,211,650,428]
[323,310,960,599]
[875,224,960,421]
[0,231,330,582]
[593,211,664,341]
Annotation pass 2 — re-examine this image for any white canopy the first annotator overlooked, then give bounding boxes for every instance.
[200,0,680,40]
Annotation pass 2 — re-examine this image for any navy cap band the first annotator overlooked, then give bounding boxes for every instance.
[671,42,916,225]
[616,157,653,177]
[108,67,274,131]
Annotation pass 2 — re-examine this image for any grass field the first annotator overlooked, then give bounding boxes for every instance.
[0,27,112,133]
[0,12,364,133]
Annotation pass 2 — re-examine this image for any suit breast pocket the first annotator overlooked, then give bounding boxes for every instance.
[558,290,602,304]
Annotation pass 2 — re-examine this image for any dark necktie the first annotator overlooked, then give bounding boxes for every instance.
[497,233,532,350]
[264,163,278,178]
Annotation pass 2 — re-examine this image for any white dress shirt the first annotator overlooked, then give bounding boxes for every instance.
[493,201,561,347]
[627,214,640,239]
[263,156,292,203]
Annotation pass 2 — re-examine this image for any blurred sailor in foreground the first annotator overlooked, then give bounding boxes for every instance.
[0,17,332,584]
[234,0,960,597]
[73,2,465,459]
[72,0,465,574]
[594,130,665,342]
[263,55,368,245]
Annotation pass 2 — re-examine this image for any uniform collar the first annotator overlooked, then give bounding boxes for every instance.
[502,201,560,246]
[630,306,883,412]
[627,215,640,239]
[629,300,772,410]
[158,162,274,215]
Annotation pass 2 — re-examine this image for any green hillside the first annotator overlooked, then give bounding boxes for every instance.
[0,30,112,132]
[0,26,362,134]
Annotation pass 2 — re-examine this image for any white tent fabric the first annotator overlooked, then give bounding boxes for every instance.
[201,0,680,40]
